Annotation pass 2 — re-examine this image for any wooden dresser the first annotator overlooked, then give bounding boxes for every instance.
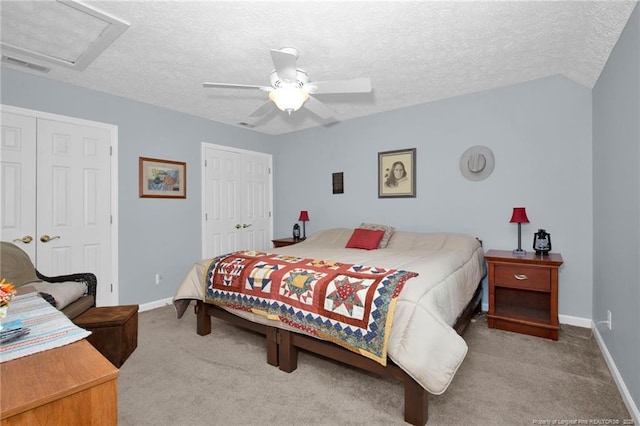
[1,339,119,425]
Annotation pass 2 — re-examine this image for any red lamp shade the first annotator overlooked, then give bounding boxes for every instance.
[298,210,310,222]
[509,207,529,224]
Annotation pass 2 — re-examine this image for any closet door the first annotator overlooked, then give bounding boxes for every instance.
[36,118,112,302]
[202,145,272,259]
[1,112,37,260]
[1,110,113,306]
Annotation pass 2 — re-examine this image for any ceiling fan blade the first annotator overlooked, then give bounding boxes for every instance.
[270,49,298,82]
[248,100,275,118]
[203,82,270,91]
[307,78,372,94]
[303,96,336,120]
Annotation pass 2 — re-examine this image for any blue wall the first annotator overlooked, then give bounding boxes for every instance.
[593,3,640,418]
[273,75,593,320]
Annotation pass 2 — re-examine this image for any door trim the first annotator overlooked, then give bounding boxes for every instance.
[1,104,119,306]
[200,142,273,259]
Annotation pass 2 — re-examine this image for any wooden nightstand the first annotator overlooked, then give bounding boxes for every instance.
[272,237,302,248]
[485,249,564,340]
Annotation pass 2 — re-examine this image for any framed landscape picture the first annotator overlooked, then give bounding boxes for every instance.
[378,148,416,198]
[139,157,186,198]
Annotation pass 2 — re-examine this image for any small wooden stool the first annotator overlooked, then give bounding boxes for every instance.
[73,305,139,367]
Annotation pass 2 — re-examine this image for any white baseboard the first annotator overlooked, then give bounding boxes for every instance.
[558,313,591,328]
[138,297,173,312]
[592,325,640,424]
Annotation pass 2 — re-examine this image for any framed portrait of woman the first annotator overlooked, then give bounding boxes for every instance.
[378,148,416,198]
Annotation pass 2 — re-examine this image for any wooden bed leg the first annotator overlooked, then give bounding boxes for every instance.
[266,327,279,366]
[277,330,299,373]
[403,376,429,426]
[196,301,211,336]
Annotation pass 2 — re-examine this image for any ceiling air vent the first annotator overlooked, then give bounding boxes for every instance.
[2,55,50,73]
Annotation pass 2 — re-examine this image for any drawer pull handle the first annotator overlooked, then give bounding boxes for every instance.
[514,274,529,280]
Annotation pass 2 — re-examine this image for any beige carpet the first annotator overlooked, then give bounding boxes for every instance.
[118,304,631,425]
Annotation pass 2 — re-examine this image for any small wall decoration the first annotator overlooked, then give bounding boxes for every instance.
[332,172,344,194]
[378,148,416,198]
[139,157,186,198]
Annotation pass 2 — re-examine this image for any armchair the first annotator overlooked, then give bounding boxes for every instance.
[0,242,96,319]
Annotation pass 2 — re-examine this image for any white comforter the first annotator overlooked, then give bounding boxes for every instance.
[173,228,485,394]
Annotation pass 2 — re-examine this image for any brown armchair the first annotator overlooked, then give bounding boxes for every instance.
[0,241,96,319]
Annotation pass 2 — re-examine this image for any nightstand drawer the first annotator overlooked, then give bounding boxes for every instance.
[494,265,550,291]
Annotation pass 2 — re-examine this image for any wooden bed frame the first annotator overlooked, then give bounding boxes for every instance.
[194,282,483,425]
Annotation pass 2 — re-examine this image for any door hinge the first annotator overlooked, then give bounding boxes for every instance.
[110,215,113,224]
[110,283,113,292]
[205,213,208,221]
[204,159,207,167]
[269,211,271,218]
[110,146,113,156]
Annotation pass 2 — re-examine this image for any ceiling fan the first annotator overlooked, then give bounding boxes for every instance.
[203,47,372,126]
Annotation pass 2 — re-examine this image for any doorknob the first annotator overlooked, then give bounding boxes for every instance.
[235,224,242,229]
[13,235,33,244]
[40,235,61,243]
[242,224,252,228]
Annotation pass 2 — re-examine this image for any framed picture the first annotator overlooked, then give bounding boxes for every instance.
[139,157,186,198]
[378,148,416,198]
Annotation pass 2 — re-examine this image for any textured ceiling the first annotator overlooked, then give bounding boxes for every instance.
[1,1,637,135]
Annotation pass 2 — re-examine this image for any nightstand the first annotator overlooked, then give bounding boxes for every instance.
[485,249,563,340]
[272,237,301,248]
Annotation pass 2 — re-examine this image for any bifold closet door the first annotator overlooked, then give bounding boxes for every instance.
[36,119,112,298]
[203,146,271,259]
[1,112,37,261]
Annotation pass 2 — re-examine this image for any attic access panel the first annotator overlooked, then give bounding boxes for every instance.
[0,0,129,70]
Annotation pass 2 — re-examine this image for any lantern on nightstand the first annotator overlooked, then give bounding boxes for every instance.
[533,229,552,255]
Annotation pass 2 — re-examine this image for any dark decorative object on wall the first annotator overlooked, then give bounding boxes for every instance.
[139,157,186,199]
[533,229,552,255]
[332,172,344,194]
[378,148,416,198]
[510,207,529,255]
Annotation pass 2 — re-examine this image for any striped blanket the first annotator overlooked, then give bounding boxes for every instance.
[204,250,417,364]
[0,293,90,363]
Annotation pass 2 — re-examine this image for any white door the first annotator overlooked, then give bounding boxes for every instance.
[1,112,37,260]
[202,144,272,259]
[36,118,112,304]
[241,154,271,251]
[0,110,113,306]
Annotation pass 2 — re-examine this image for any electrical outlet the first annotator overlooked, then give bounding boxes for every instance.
[607,310,612,330]
[155,273,163,286]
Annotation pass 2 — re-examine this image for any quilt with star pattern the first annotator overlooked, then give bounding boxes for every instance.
[204,250,418,365]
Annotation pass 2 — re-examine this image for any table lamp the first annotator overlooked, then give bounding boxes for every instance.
[298,210,309,240]
[510,207,529,255]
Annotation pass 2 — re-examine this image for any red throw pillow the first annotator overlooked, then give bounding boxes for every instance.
[345,228,385,250]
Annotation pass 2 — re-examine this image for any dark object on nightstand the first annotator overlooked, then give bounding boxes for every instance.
[293,224,300,240]
[73,305,139,367]
[272,237,300,248]
[485,249,563,340]
[533,229,552,255]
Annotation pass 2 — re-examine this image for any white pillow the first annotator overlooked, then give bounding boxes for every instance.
[359,223,395,248]
[30,281,87,310]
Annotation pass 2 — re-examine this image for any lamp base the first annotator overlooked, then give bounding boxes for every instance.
[512,249,527,256]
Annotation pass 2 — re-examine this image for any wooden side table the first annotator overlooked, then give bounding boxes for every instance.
[485,249,564,340]
[272,237,302,248]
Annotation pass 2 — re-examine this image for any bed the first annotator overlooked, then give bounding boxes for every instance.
[173,227,486,425]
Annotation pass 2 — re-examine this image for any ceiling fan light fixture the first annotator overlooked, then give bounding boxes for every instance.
[269,86,309,114]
